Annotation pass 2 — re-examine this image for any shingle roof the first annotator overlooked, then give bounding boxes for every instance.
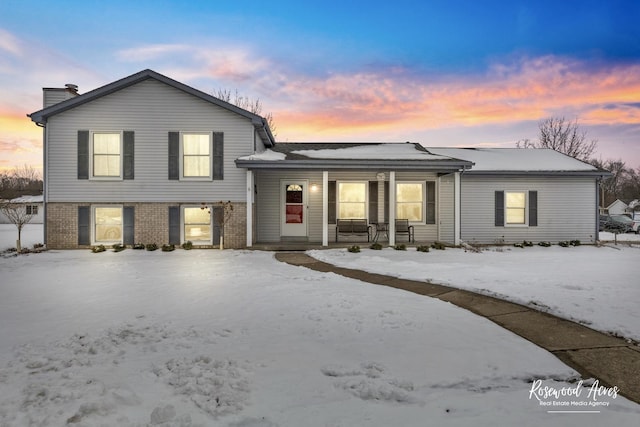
[28,69,275,146]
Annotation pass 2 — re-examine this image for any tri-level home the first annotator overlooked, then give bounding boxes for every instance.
[29,69,609,249]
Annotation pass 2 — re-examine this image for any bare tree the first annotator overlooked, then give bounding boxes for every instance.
[0,165,43,200]
[212,200,234,250]
[214,89,277,138]
[517,117,597,161]
[0,201,34,252]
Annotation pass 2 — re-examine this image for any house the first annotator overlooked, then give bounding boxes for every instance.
[29,69,609,249]
[0,195,44,224]
[606,199,629,216]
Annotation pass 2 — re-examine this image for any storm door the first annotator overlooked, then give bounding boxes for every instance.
[281,181,308,237]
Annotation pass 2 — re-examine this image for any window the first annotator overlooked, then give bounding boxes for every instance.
[92,132,122,178]
[338,182,367,219]
[182,133,211,178]
[183,207,212,244]
[94,206,122,243]
[396,182,424,222]
[505,192,526,225]
[26,205,38,215]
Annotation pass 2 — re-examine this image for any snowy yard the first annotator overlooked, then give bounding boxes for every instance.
[0,225,639,426]
[310,235,639,342]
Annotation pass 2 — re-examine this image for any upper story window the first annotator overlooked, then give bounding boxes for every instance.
[26,205,39,215]
[92,132,122,178]
[168,131,223,181]
[181,133,212,179]
[505,191,527,225]
[338,182,367,219]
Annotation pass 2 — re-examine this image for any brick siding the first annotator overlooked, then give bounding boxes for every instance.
[46,202,247,249]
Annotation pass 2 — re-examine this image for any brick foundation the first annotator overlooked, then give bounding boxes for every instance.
[46,202,247,249]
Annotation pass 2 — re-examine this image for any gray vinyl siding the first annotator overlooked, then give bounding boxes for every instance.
[255,170,324,242]
[460,176,597,244]
[438,174,455,244]
[46,79,254,202]
[255,170,440,243]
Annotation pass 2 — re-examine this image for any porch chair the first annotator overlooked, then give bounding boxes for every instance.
[395,219,414,243]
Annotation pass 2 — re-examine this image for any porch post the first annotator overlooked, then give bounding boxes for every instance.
[389,171,396,246]
[454,171,461,246]
[322,170,328,246]
[246,170,253,247]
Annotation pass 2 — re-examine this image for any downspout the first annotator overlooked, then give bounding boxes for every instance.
[36,121,47,248]
[596,176,601,242]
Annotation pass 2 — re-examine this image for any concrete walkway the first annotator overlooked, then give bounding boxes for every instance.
[275,252,640,405]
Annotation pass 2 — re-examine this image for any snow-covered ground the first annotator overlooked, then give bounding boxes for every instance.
[309,240,639,342]
[0,226,638,426]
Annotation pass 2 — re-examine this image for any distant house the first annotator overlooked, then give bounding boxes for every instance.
[606,199,628,216]
[0,195,44,224]
[28,69,610,249]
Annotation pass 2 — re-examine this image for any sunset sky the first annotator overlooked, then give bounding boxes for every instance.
[1,0,639,173]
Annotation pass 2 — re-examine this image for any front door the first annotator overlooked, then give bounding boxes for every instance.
[281,181,308,237]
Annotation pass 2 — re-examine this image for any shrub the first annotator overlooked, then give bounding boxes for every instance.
[162,244,175,252]
[513,242,524,248]
[570,240,581,246]
[558,241,570,247]
[133,243,145,250]
[91,245,106,253]
[394,244,406,251]
[431,241,446,250]
[523,240,533,247]
[369,243,383,250]
[348,245,360,253]
[181,241,193,250]
[538,241,551,247]
[416,245,430,253]
[145,243,158,251]
[112,243,126,252]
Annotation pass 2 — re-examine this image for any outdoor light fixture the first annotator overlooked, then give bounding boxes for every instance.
[310,184,319,192]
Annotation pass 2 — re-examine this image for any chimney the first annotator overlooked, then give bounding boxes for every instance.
[42,83,79,108]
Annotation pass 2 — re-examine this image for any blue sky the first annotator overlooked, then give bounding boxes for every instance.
[1,0,639,171]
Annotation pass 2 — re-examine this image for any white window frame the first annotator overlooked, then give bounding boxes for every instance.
[396,181,425,224]
[337,181,368,220]
[180,132,213,180]
[90,131,123,180]
[181,205,213,245]
[505,191,528,227]
[92,205,123,245]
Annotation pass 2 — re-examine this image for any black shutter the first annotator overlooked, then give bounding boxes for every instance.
[123,131,135,180]
[426,181,436,224]
[495,191,504,226]
[77,130,89,179]
[212,206,222,245]
[78,206,90,245]
[168,132,179,180]
[212,132,224,180]
[384,181,389,222]
[369,181,378,223]
[529,191,538,227]
[168,206,180,244]
[328,181,336,224]
[123,206,135,245]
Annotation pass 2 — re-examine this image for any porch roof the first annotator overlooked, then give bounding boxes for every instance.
[236,142,473,171]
